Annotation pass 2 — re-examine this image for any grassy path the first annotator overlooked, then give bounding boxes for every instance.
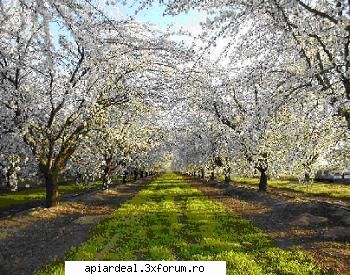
[39,173,322,275]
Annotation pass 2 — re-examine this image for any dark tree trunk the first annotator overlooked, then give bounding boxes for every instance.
[258,168,268,192]
[39,159,60,208]
[145,172,148,177]
[200,168,205,179]
[224,167,231,184]
[102,175,110,189]
[122,172,127,183]
[102,164,113,189]
[133,170,138,181]
[5,174,11,189]
[210,171,215,181]
[45,171,59,207]
[304,172,311,182]
[140,171,144,178]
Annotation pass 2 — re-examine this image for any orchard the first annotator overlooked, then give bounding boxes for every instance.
[0,1,349,274]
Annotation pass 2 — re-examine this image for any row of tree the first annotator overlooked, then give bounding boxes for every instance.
[1,0,350,207]
[157,0,350,190]
[0,0,195,206]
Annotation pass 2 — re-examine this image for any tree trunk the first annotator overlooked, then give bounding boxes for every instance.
[200,168,205,178]
[140,171,144,178]
[45,172,59,207]
[6,169,18,191]
[122,172,127,184]
[210,171,215,181]
[133,170,138,181]
[5,172,11,189]
[102,174,110,189]
[224,167,231,184]
[304,172,310,183]
[102,165,112,190]
[258,169,267,192]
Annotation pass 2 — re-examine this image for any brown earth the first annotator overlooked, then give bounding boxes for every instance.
[187,177,350,274]
[0,178,151,275]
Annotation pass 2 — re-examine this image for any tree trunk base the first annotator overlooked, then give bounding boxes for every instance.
[46,178,59,208]
[258,170,267,192]
[210,171,215,181]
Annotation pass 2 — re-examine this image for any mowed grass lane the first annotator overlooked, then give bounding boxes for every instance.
[39,173,322,275]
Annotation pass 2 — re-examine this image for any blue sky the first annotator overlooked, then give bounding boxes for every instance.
[131,4,205,31]
[49,1,208,53]
[107,1,206,34]
[102,2,238,63]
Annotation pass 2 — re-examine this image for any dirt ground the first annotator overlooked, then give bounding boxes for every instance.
[187,177,350,274]
[0,178,151,275]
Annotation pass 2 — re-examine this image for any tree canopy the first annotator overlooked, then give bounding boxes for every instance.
[1,0,349,206]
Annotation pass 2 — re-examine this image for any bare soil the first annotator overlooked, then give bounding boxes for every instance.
[187,177,350,274]
[0,178,151,275]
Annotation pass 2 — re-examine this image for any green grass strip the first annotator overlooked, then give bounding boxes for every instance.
[0,183,101,209]
[38,173,323,275]
[229,176,350,201]
[0,177,131,209]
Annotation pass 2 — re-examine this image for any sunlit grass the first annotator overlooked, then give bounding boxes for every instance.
[0,183,101,209]
[229,176,350,201]
[37,173,323,275]
[0,175,136,209]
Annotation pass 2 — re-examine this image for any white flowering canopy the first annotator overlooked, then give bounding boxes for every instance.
[0,0,349,195]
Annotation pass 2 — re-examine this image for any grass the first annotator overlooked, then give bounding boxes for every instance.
[229,176,350,201]
[37,173,323,275]
[0,177,135,211]
[0,182,102,209]
[0,175,131,209]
